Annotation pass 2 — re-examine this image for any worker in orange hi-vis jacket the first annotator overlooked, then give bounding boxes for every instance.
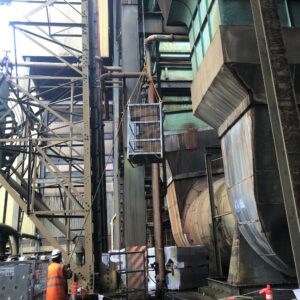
[46,249,73,300]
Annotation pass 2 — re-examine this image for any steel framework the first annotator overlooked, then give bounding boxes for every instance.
[0,0,95,291]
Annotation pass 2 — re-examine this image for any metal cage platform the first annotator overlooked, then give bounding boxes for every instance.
[127,103,163,163]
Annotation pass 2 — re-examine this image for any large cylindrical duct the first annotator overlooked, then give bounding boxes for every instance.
[221,107,295,276]
[181,179,235,266]
[167,108,295,278]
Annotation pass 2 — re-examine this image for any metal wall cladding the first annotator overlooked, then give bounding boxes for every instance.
[221,107,294,276]
[165,129,219,176]
[194,66,249,130]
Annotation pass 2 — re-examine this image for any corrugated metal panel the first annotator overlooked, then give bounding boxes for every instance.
[193,66,248,129]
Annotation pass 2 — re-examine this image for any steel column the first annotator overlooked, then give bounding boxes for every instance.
[205,152,223,277]
[89,0,108,274]
[121,0,146,247]
[112,0,121,250]
[113,75,121,249]
[151,163,165,294]
[81,0,94,291]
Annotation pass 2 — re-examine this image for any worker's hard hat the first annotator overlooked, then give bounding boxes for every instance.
[51,249,62,259]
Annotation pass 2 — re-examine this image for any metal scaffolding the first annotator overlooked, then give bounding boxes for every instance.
[0,0,95,291]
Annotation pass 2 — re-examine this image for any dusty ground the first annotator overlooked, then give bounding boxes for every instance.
[164,291,215,300]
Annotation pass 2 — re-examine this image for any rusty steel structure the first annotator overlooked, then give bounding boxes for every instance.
[0,0,101,292]
[1,0,300,297]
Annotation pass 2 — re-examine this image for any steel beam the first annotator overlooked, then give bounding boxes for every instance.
[8,79,71,123]
[10,21,84,27]
[5,169,78,241]
[0,137,81,142]
[36,146,84,207]
[112,0,121,250]
[205,152,223,277]
[151,162,166,294]
[81,0,94,292]
[12,0,80,4]
[112,76,120,249]
[89,0,108,272]
[13,27,82,72]
[250,0,300,285]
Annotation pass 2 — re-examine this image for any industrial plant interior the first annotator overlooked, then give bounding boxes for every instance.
[1,0,300,299]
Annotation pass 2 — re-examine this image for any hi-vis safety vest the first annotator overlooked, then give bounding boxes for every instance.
[46,262,68,300]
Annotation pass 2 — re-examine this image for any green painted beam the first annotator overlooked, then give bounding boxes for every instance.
[164,111,208,132]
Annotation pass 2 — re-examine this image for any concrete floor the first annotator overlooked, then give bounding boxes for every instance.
[164,291,214,300]
[163,288,297,300]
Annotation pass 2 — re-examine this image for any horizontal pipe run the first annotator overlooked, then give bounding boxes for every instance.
[100,72,146,87]
[103,66,122,72]
[13,62,81,68]
[145,34,189,82]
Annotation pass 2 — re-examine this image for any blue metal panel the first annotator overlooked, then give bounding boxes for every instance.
[199,0,208,24]
[189,0,221,72]
[218,0,253,25]
[188,0,300,73]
